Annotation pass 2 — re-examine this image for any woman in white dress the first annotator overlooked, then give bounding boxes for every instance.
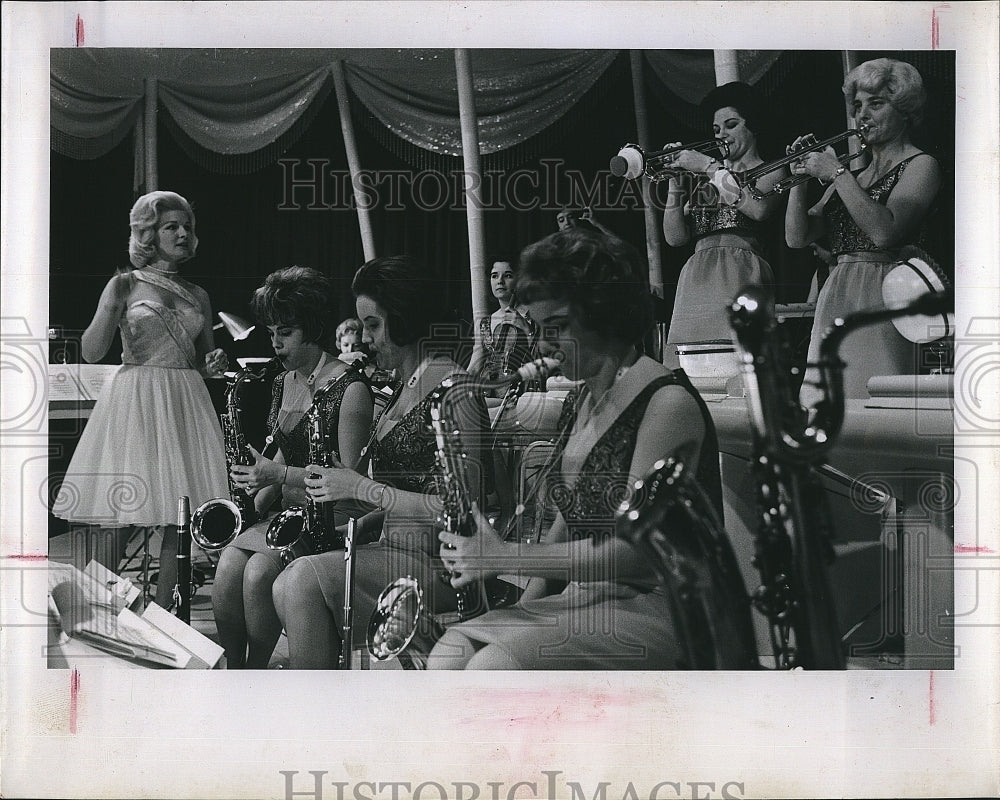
[53,191,229,608]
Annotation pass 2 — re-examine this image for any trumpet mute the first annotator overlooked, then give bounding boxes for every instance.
[610,145,645,180]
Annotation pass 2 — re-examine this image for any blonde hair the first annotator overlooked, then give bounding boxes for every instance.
[336,317,362,340]
[843,58,927,127]
[127,191,198,268]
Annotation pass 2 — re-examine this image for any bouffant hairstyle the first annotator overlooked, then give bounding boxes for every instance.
[127,191,198,268]
[700,81,776,158]
[514,229,654,344]
[843,58,927,127]
[351,255,449,347]
[250,266,336,350]
[335,317,363,340]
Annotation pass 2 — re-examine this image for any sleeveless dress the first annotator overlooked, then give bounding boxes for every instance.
[52,270,228,527]
[298,374,476,658]
[667,194,774,346]
[479,307,537,382]
[436,356,724,670]
[806,155,930,398]
[227,357,370,558]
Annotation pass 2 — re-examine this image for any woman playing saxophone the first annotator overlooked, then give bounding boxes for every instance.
[273,256,489,669]
[212,266,373,669]
[428,228,724,670]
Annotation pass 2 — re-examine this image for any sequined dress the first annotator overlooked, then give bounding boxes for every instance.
[806,155,929,398]
[441,357,723,669]
[667,193,774,345]
[53,270,228,527]
[229,360,369,556]
[299,370,480,659]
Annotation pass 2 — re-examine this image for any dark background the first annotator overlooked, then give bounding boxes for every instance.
[50,49,956,362]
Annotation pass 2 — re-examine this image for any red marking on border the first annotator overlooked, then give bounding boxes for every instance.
[75,15,85,46]
[70,669,80,733]
[954,543,995,554]
[931,5,950,49]
[4,554,47,561]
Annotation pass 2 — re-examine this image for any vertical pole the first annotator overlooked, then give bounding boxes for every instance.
[713,50,740,85]
[629,51,664,298]
[143,77,158,191]
[332,61,377,262]
[455,49,490,349]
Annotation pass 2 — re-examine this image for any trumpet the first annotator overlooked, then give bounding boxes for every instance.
[610,139,731,182]
[734,128,868,200]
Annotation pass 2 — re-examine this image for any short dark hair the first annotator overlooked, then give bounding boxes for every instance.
[351,255,447,346]
[515,229,654,344]
[701,81,774,157]
[250,266,335,349]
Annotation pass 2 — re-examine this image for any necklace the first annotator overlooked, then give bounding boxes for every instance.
[143,264,180,276]
[580,363,632,427]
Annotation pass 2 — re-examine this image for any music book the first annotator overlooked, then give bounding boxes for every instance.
[48,561,224,669]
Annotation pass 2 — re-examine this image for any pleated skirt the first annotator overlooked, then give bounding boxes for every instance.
[53,365,228,527]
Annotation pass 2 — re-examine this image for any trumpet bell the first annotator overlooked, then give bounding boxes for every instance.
[190,498,242,551]
[610,145,646,181]
[366,576,424,661]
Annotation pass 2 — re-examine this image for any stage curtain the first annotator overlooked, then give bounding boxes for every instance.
[50,49,625,168]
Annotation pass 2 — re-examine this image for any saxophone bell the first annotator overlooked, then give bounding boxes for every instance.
[190,498,244,552]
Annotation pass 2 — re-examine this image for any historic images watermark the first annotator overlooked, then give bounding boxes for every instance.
[280,770,747,800]
[275,159,708,215]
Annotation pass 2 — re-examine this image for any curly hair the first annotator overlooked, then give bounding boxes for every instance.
[351,255,453,347]
[335,317,363,340]
[127,191,198,269]
[250,266,335,350]
[843,58,927,127]
[514,228,654,344]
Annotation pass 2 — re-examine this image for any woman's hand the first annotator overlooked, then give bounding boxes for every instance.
[787,134,841,181]
[230,445,282,492]
[203,347,229,377]
[438,503,508,587]
[670,148,718,174]
[303,457,359,503]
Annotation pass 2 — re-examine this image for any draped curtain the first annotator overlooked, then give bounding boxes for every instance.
[51,48,780,170]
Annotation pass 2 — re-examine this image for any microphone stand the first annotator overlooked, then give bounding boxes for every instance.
[173,496,192,624]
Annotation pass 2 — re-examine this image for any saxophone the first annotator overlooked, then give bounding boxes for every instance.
[265,358,369,566]
[615,456,761,670]
[728,283,953,669]
[366,357,561,664]
[191,357,281,551]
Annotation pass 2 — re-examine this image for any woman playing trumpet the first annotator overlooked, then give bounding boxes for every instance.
[662,82,786,350]
[785,58,942,398]
[273,256,488,669]
[212,266,373,669]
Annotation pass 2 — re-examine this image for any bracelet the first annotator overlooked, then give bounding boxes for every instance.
[828,165,847,182]
[706,160,722,174]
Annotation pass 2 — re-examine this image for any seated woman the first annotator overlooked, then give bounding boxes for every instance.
[273,255,488,669]
[468,256,538,384]
[211,266,374,669]
[427,228,723,670]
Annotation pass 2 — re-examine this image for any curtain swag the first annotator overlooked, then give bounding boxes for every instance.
[50,48,780,169]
